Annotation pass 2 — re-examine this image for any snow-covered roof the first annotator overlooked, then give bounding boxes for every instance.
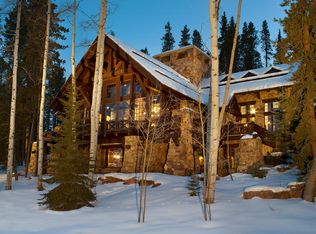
[108,35,201,101]
[200,63,297,105]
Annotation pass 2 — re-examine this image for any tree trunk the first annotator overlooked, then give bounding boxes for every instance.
[206,0,219,204]
[218,0,242,129]
[88,0,107,185]
[37,0,51,191]
[5,0,22,191]
[71,0,77,143]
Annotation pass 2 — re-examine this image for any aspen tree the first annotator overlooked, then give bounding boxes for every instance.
[37,0,51,191]
[88,0,107,185]
[5,0,22,190]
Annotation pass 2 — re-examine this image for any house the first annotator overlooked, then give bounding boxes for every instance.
[48,35,295,176]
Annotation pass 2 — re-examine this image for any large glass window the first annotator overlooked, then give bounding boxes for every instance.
[118,101,130,120]
[264,101,280,131]
[106,84,116,99]
[105,103,116,121]
[120,82,130,96]
[151,95,160,118]
[240,103,256,123]
[135,98,146,121]
[107,147,123,168]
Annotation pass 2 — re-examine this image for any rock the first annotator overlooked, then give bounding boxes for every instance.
[243,182,305,200]
[138,179,155,186]
[152,182,161,188]
[98,176,123,184]
[123,177,138,185]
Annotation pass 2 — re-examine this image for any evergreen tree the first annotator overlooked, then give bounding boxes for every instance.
[260,20,273,67]
[218,12,229,74]
[179,25,191,47]
[240,21,262,70]
[187,174,201,196]
[219,14,242,74]
[0,0,67,166]
[192,29,204,50]
[161,21,175,52]
[40,87,95,211]
[140,47,149,55]
[278,0,316,202]
[273,30,284,64]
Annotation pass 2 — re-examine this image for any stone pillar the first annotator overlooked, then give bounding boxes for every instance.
[164,100,196,176]
[236,137,263,172]
[121,136,141,173]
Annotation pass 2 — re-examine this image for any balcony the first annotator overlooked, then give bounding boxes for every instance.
[221,122,275,147]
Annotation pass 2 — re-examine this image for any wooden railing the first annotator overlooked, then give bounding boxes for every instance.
[221,122,275,147]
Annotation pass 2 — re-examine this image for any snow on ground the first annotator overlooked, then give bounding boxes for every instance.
[0,167,315,234]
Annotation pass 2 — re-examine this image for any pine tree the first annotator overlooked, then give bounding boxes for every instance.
[192,29,204,50]
[260,20,273,67]
[274,30,284,64]
[240,21,262,70]
[161,21,175,52]
[218,12,229,74]
[0,0,67,169]
[187,174,201,196]
[39,87,95,211]
[140,47,149,55]
[179,25,191,47]
[278,0,316,202]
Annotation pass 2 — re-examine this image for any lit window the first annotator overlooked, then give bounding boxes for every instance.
[250,116,255,122]
[151,95,160,118]
[107,148,123,168]
[135,98,146,121]
[120,82,130,96]
[273,101,279,110]
[105,103,116,121]
[240,106,247,115]
[106,84,116,99]
[118,101,130,120]
[265,115,272,131]
[264,103,269,112]
[249,104,256,114]
[241,118,247,124]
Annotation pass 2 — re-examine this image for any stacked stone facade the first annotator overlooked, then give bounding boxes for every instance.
[154,45,211,85]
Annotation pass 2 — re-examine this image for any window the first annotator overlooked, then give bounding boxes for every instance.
[118,101,130,120]
[264,101,280,131]
[240,103,256,123]
[151,95,160,118]
[135,83,142,94]
[107,147,123,168]
[120,82,130,96]
[240,106,247,115]
[135,98,146,121]
[106,84,116,99]
[105,103,116,121]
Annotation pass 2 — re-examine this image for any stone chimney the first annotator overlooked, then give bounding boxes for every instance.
[153,45,211,85]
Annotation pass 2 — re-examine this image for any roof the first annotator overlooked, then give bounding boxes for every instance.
[200,63,297,105]
[107,35,201,101]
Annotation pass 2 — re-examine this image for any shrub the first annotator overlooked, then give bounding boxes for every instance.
[247,164,268,178]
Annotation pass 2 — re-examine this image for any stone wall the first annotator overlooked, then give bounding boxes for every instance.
[121,136,168,173]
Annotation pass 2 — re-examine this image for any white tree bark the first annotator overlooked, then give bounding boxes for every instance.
[5,0,22,191]
[218,0,242,129]
[88,0,107,185]
[37,0,51,191]
[71,0,77,142]
[206,0,219,205]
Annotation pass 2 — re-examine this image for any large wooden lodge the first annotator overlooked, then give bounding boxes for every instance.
[44,35,295,176]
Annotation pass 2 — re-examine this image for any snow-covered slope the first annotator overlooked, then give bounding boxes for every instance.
[0,167,315,234]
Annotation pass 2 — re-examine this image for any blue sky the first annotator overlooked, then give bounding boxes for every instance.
[56,0,286,77]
